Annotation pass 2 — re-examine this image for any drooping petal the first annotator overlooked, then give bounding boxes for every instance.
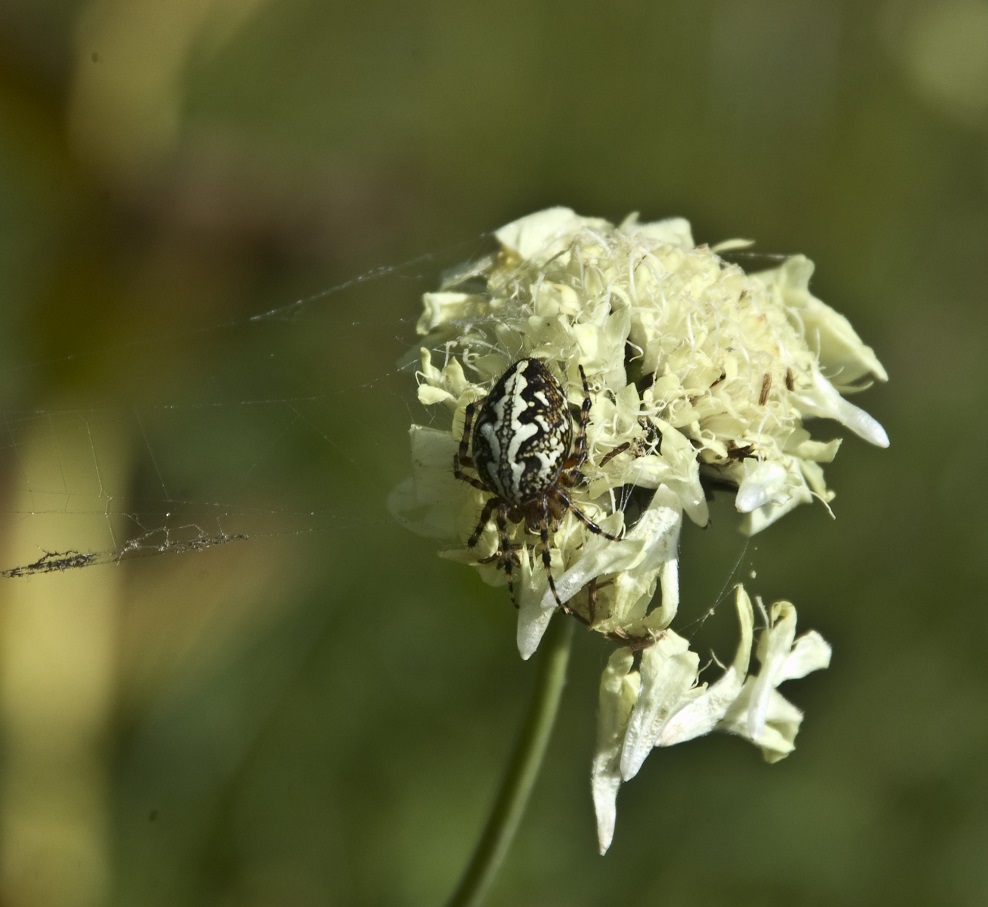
[495,206,608,261]
[736,460,793,513]
[620,632,700,781]
[592,649,639,854]
[542,486,683,626]
[794,371,890,448]
[758,255,889,385]
[716,600,832,762]
[657,585,755,746]
[718,684,806,763]
[388,426,460,539]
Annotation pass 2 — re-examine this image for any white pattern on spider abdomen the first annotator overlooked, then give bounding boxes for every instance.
[472,359,573,504]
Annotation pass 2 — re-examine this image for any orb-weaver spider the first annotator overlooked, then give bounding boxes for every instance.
[452,357,622,609]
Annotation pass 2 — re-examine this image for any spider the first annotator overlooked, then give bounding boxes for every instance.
[452,357,622,610]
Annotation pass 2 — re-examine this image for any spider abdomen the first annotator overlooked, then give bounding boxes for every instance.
[472,359,573,504]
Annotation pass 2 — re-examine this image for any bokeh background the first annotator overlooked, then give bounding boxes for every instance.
[1,1,986,905]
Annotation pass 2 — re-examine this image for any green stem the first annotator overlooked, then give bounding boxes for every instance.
[446,616,575,907]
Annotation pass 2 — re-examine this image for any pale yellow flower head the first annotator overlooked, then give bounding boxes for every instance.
[396,207,886,649]
[392,207,886,851]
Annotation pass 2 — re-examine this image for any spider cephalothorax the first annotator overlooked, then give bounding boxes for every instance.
[452,357,621,609]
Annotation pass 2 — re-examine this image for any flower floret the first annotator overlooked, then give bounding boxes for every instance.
[591,585,830,853]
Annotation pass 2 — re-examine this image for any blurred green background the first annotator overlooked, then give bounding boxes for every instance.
[1,0,985,905]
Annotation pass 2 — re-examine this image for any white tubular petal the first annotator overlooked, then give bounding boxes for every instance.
[653,550,681,629]
[536,486,682,625]
[539,534,645,614]
[703,599,832,762]
[417,291,476,335]
[739,486,811,535]
[773,256,888,384]
[494,207,603,260]
[516,596,557,661]
[796,371,889,448]
[608,487,683,622]
[720,686,805,763]
[592,649,638,855]
[780,630,832,681]
[619,633,699,781]
[736,460,791,513]
[622,214,695,249]
[658,585,754,746]
[748,602,799,740]
[387,426,459,538]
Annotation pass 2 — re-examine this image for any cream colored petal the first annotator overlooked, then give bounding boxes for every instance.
[620,213,696,250]
[740,484,813,534]
[620,632,700,781]
[494,207,606,260]
[714,600,831,762]
[657,585,754,746]
[592,649,639,855]
[387,426,459,538]
[767,255,889,384]
[417,291,482,335]
[748,601,799,740]
[780,630,832,681]
[736,460,792,513]
[516,595,557,662]
[795,371,889,448]
[547,489,679,608]
[718,684,804,763]
[418,385,454,406]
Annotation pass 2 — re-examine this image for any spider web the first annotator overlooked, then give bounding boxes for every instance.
[0,239,485,580]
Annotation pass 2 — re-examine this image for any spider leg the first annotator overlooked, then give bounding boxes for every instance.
[466,496,499,547]
[467,498,523,608]
[453,400,492,491]
[566,364,592,472]
[496,503,522,608]
[538,498,568,611]
[557,490,624,541]
[455,469,490,494]
[455,399,479,466]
